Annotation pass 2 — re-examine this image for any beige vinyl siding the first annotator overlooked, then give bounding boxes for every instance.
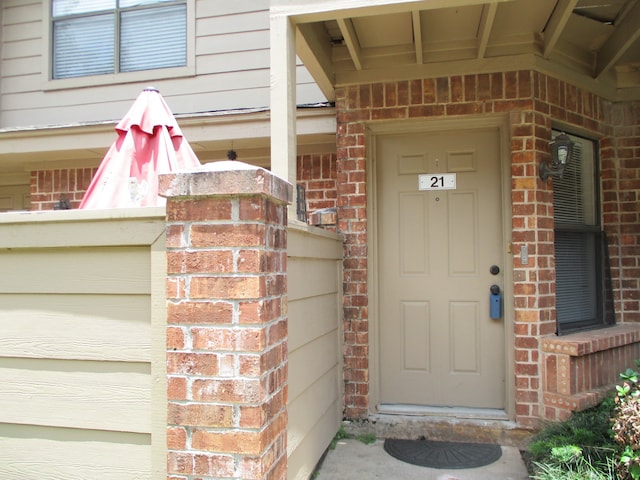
[1,294,151,361]
[0,425,152,480]
[0,246,151,293]
[0,209,167,480]
[1,0,41,95]
[287,225,343,480]
[0,0,325,128]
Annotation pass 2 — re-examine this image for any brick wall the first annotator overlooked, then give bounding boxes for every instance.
[30,155,337,214]
[30,168,96,210]
[606,102,640,322]
[296,153,338,214]
[334,70,635,427]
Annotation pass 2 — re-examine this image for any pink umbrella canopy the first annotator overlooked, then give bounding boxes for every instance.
[79,87,201,208]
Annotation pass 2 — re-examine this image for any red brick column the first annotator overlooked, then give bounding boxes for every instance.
[607,101,640,323]
[159,161,292,480]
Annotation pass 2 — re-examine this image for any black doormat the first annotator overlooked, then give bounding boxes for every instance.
[383,438,502,469]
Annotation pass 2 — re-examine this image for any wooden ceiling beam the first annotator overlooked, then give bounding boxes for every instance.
[477,2,498,59]
[412,10,423,64]
[595,0,640,78]
[296,22,336,100]
[274,0,518,23]
[337,18,363,70]
[543,0,578,58]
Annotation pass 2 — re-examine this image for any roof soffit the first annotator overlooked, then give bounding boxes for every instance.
[282,0,640,101]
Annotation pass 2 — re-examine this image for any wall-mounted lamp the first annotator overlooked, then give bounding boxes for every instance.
[539,132,575,181]
[53,197,71,210]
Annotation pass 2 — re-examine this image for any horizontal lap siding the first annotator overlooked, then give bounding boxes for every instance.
[0,0,324,128]
[0,425,151,480]
[287,227,343,480]
[0,358,151,434]
[0,213,166,479]
[0,294,150,361]
[0,246,150,294]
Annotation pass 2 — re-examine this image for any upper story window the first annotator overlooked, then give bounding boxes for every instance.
[553,131,614,334]
[51,0,187,80]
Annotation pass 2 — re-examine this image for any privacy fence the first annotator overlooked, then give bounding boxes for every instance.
[0,164,343,480]
[0,209,167,479]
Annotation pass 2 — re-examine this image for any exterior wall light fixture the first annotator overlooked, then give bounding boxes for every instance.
[53,197,71,210]
[539,132,575,181]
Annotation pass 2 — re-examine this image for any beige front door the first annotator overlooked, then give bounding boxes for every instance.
[377,128,505,409]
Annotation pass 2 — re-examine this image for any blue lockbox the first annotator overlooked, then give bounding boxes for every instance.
[490,285,502,319]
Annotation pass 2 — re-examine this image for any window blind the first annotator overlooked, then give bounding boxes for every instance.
[552,132,602,333]
[555,231,598,325]
[53,14,115,79]
[119,4,187,72]
[552,142,590,225]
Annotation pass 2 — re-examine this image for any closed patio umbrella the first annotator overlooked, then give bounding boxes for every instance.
[79,87,201,208]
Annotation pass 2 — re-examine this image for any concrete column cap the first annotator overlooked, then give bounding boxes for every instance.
[159,161,292,204]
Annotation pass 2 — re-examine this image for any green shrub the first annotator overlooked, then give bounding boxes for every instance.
[531,445,616,480]
[612,361,640,479]
[527,397,617,478]
[528,360,640,479]
[528,397,617,466]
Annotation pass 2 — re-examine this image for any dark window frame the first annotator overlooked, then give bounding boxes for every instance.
[552,131,613,335]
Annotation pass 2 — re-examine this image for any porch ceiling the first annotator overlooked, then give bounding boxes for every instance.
[280,0,640,101]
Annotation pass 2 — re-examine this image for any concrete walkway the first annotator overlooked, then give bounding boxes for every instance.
[314,438,531,480]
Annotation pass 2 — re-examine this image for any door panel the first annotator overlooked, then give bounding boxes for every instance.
[449,191,478,274]
[450,301,479,373]
[402,302,430,371]
[399,192,428,273]
[378,129,505,409]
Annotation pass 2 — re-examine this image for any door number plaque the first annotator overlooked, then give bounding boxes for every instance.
[418,173,457,191]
